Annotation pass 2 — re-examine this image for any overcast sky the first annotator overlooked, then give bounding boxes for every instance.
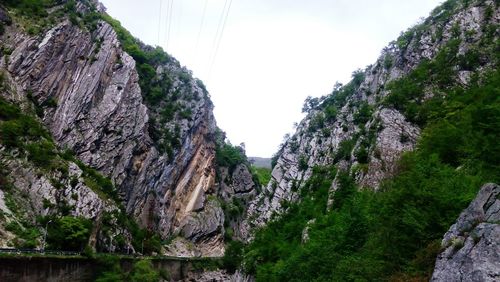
[100,0,442,157]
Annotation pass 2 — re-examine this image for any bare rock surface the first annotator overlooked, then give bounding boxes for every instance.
[432,183,500,282]
[0,1,258,256]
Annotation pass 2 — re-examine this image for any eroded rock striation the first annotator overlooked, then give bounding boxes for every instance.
[0,0,257,256]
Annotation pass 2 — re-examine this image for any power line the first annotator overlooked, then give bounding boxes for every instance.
[175,0,183,46]
[157,0,163,46]
[210,0,228,59]
[195,0,208,54]
[208,0,233,78]
[163,0,170,49]
[208,0,228,66]
[165,0,174,50]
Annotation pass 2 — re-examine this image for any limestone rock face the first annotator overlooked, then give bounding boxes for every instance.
[217,164,258,241]
[431,183,500,281]
[0,0,251,256]
[247,0,499,227]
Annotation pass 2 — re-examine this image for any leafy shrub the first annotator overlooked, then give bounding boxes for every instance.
[94,255,124,282]
[216,143,247,172]
[298,155,308,171]
[351,69,365,86]
[330,171,356,210]
[25,140,57,167]
[5,221,40,248]
[302,96,320,113]
[223,198,245,221]
[0,98,51,149]
[334,137,356,162]
[43,216,93,251]
[316,71,366,120]
[383,55,393,70]
[324,105,337,121]
[354,145,369,164]
[396,29,414,50]
[223,240,245,273]
[353,101,372,125]
[129,260,160,282]
[308,113,325,132]
[458,49,481,71]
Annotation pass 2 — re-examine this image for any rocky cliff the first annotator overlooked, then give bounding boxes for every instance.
[248,0,499,227]
[238,1,498,280]
[431,183,500,281]
[0,0,257,256]
[1,0,498,280]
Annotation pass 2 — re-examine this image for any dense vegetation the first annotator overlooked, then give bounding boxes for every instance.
[242,70,499,281]
[94,256,166,282]
[240,0,500,278]
[44,216,92,251]
[215,142,248,172]
[250,166,272,187]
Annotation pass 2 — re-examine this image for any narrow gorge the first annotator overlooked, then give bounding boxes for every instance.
[0,0,498,281]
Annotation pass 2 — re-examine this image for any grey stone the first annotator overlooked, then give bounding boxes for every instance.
[0,2,235,256]
[431,183,500,282]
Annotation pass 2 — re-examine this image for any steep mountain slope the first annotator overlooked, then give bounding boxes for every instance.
[248,0,499,227]
[241,0,499,280]
[1,0,498,280]
[0,0,258,256]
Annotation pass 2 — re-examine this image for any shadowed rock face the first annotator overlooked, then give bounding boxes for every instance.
[1,1,241,255]
[432,183,500,281]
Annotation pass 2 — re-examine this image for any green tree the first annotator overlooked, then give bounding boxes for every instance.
[223,240,245,273]
[46,216,92,251]
[129,260,160,282]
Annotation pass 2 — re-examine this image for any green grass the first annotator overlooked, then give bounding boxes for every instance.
[251,166,271,187]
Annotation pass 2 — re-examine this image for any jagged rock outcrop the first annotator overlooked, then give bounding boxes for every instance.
[0,0,258,256]
[8,15,215,241]
[0,143,133,251]
[248,0,499,227]
[432,183,500,281]
[217,164,258,241]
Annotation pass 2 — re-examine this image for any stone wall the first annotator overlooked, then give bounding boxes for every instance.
[0,256,214,282]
